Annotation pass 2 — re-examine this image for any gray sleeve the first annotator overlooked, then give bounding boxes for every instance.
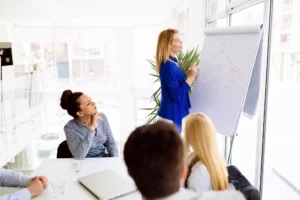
[0,189,31,200]
[0,169,31,200]
[64,124,95,160]
[102,114,119,157]
[0,169,31,188]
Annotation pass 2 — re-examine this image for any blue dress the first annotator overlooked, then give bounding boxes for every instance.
[157,57,191,133]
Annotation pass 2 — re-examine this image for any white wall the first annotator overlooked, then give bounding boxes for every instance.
[116,27,136,152]
[185,0,207,50]
[0,25,11,42]
[163,0,206,50]
[133,25,162,89]
[0,0,182,26]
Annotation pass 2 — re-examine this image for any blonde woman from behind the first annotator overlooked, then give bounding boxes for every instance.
[184,113,233,192]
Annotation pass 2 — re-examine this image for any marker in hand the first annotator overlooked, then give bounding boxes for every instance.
[186,64,198,73]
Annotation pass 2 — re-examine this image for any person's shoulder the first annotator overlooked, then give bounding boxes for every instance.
[64,118,87,133]
[165,59,178,67]
[194,191,246,200]
[192,161,210,177]
[162,59,178,67]
[160,60,178,73]
[175,188,198,199]
[65,118,77,128]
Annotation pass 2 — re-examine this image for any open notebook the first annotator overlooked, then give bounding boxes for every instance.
[78,169,137,200]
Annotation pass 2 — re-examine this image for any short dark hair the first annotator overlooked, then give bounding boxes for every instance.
[60,90,83,118]
[123,121,184,199]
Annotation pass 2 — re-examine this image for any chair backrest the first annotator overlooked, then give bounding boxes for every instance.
[228,165,260,200]
[57,140,73,158]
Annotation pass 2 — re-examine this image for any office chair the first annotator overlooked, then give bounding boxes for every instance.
[57,140,73,158]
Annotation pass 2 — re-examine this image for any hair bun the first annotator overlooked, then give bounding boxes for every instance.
[60,90,73,110]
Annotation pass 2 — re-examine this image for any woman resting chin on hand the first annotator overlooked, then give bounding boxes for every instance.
[60,90,119,160]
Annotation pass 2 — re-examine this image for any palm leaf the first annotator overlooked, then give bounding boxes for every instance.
[140,108,156,111]
[149,73,159,78]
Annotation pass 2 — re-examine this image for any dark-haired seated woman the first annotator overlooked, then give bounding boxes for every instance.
[60,90,118,159]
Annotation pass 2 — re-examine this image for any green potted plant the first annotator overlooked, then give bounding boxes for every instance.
[142,47,201,124]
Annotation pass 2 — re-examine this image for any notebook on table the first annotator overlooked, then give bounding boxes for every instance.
[78,169,137,200]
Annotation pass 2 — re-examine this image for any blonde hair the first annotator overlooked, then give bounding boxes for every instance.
[184,113,228,191]
[155,29,179,73]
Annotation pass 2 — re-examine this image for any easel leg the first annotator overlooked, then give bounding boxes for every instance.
[227,134,236,165]
[224,136,228,160]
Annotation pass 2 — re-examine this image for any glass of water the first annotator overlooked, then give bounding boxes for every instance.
[51,177,66,197]
[72,158,82,173]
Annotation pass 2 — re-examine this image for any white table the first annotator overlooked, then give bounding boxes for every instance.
[31,158,142,200]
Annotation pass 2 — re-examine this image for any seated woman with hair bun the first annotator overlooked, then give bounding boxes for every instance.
[60,90,118,160]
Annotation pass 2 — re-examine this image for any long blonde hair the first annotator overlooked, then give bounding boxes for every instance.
[155,29,179,73]
[184,113,228,191]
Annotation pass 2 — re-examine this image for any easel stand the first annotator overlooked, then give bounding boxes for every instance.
[226,133,238,165]
[225,122,239,165]
[0,56,5,156]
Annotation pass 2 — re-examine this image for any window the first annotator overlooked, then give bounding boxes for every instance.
[136,97,151,126]
[230,3,264,26]
[70,41,118,88]
[55,43,69,79]
[208,18,227,28]
[262,0,300,199]
[44,44,55,69]
[12,43,32,66]
[208,0,226,17]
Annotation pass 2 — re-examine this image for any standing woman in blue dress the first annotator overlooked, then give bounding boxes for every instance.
[156,29,198,133]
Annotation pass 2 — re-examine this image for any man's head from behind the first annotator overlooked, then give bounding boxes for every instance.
[124,121,186,199]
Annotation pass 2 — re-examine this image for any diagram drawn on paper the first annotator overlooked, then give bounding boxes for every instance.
[202,49,242,91]
[219,40,231,48]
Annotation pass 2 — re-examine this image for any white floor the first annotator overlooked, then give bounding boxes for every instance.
[263,169,300,200]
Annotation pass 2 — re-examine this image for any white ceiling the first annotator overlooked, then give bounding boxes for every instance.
[0,0,183,26]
